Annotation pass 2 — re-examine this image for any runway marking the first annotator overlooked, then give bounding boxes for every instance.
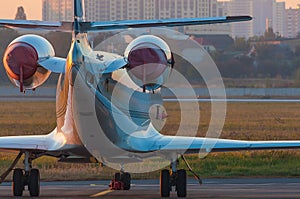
[90,189,114,197]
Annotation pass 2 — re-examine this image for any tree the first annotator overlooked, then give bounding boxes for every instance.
[294,68,300,86]
[233,37,249,51]
[263,28,276,40]
[15,6,27,20]
[295,45,300,57]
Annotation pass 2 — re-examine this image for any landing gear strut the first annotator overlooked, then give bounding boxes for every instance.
[160,155,202,197]
[0,151,41,197]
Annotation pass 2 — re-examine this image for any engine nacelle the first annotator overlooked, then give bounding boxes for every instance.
[3,34,54,92]
[124,35,173,91]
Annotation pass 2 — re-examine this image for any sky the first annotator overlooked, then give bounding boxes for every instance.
[0,0,298,20]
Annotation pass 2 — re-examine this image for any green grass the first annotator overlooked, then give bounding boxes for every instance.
[182,151,300,178]
[1,101,300,181]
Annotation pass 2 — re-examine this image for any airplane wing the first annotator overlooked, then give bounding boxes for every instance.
[157,136,300,154]
[126,126,300,154]
[163,99,300,103]
[82,16,252,31]
[0,19,72,31]
[0,131,66,152]
[38,57,66,74]
[0,16,251,32]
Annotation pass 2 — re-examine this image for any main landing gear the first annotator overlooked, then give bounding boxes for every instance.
[160,155,202,197]
[0,151,40,197]
[109,172,131,190]
[13,151,40,197]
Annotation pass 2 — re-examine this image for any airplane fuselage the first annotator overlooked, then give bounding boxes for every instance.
[56,33,166,165]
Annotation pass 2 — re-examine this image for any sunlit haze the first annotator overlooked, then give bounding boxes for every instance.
[0,0,298,20]
[0,0,42,20]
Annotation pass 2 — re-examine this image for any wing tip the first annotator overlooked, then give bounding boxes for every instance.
[226,16,253,22]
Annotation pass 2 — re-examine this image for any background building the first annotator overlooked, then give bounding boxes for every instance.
[286,7,300,38]
[228,0,254,38]
[253,0,274,36]
[272,1,286,37]
[42,0,73,21]
[42,0,228,35]
[42,0,299,39]
[15,7,27,20]
[43,0,219,21]
[224,0,287,38]
[143,0,158,20]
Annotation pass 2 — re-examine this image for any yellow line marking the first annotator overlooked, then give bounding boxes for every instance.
[90,189,114,197]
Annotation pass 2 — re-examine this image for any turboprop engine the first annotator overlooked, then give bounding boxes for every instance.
[3,34,54,92]
[124,35,174,92]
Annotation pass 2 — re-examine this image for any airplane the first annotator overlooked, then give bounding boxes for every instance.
[0,0,300,197]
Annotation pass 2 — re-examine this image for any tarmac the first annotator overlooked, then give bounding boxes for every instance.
[0,178,300,198]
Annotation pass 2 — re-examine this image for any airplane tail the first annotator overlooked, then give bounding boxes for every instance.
[74,0,85,22]
[74,0,85,34]
[0,0,252,33]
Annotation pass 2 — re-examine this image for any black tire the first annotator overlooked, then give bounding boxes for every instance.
[28,169,40,197]
[176,169,187,197]
[114,172,121,181]
[121,172,131,190]
[13,168,24,197]
[160,169,170,197]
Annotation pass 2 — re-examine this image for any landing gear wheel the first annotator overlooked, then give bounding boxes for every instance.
[121,172,131,190]
[13,168,24,197]
[28,169,40,197]
[160,169,170,197]
[176,169,187,197]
